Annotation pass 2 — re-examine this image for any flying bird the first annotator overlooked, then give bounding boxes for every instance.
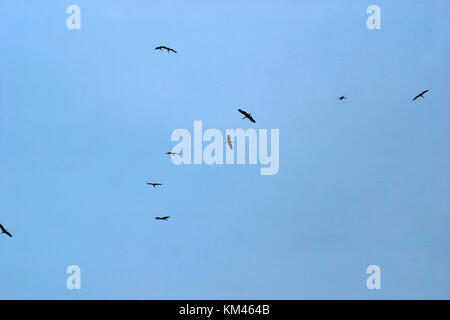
[146,182,162,189]
[166,152,180,156]
[155,46,177,53]
[226,135,233,150]
[413,90,429,100]
[238,109,256,123]
[0,224,12,237]
[155,216,170,221]
[338,96,347,100]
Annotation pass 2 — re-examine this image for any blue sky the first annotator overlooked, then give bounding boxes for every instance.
[0,0,449,299]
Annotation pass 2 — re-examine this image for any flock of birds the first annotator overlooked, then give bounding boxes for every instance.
[147,46,259,222]
[0,45,431,236]
[337,89,429,101]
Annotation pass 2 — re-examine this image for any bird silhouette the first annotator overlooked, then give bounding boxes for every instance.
[238,109,256,123]
[226,135,233,150]
[338,95,347,100]
[155,46,177,53]
[155,216,170,221]
[0,224,12,237]
[146,182,162,189]
[413,90,429,100]
[166,152,180,156]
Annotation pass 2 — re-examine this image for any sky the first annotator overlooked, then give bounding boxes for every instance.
[0,0,449,299]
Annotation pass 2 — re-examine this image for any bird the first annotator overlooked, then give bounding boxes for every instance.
[166,152,180,156]
[155,46,177,53]
[338,95,347,100]
[413,90,429,101]
[146,182,162,189]
[0,224,12,237]
[155,216,170,221]
[226,135,233,150]
[238,109,256,123]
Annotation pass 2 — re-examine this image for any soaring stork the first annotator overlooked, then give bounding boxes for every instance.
[0,224,12,237]
[226,135,233,150]
[155,46,177,54]
[238,109,256,123]
[146,182,162,189]
[413,90,429,100]
[155,216,170,221]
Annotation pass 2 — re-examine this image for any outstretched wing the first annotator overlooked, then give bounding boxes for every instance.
[169,48,177,53]
[247,115,256,123]
[413,90,429,100]
[4,230,12,237]
[0,224,5,232]
[238,109,248,117]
